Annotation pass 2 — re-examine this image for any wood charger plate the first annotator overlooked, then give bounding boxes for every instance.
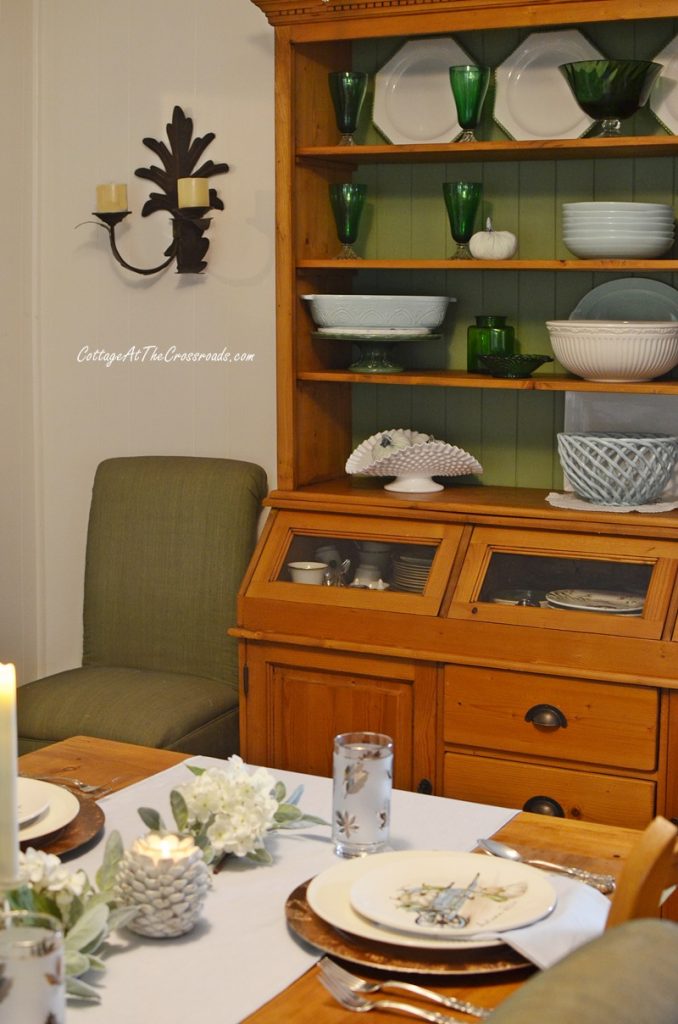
[286,880,533,976]
[20,791,105,858]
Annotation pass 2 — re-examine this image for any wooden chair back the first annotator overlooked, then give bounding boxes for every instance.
[606,815,678,929]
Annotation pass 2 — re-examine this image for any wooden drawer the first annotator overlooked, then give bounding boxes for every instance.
[443,752,655,829]
[444,665,658,771]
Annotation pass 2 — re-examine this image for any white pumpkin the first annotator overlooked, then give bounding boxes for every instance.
[469,217,517,260]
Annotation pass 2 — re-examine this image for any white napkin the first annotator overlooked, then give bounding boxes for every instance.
[499,874,610,969]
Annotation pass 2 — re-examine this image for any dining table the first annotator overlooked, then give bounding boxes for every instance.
[18,736,643,1024]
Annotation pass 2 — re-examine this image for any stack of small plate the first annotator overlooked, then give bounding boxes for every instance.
[392,550,434,592]
[544,589,645,615]
[562,202,675,259]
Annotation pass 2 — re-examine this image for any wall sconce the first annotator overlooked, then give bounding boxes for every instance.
[92,106,229,275]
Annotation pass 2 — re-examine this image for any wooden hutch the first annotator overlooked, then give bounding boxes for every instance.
[235,0,678,850]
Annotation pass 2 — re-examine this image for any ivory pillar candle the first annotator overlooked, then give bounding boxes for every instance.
[0,663,18,889]
[177,177,209,208]
[96,183,128,213]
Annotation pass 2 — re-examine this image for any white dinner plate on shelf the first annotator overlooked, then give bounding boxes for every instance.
[569,279,678,321]
[373,37,473,145]
[494,29,603,140]
[18,779,80,841]
[650,34,678,134]
[307,851,525,950]
[349,851,557,939]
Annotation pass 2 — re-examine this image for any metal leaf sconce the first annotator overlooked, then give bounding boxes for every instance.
[92,106,229,275]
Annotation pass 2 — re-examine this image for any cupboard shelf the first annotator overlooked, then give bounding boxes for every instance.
[298,258,678,271]
[296,370,678,394]
[297,136,678,165]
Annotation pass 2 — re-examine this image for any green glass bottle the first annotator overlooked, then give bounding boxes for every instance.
[467,315,515,372]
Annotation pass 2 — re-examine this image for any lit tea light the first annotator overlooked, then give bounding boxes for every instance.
[116,833,210,938]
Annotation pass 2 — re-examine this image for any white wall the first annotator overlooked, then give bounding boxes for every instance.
[1,0,277,681]
[0,0,36,683]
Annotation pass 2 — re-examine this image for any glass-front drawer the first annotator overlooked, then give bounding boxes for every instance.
[450,527,678,639]
[246,511,464,615]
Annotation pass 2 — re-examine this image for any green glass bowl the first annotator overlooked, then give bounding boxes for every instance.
[558,59,662,123]
[478,354,553,378]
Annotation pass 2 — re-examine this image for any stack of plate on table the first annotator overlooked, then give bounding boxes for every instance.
[544,589,645,616]
[392,549,435,592]
[562,202,675,260]
[285,850,556,975]
[17,776,103,853]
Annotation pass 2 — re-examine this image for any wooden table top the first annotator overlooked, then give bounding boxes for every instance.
[19,736,642,1024]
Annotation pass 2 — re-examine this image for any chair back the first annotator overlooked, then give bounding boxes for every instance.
[605,814,678,928]
[82,456,267,684]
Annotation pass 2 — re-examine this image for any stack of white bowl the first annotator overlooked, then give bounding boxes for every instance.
[562,202,675,259]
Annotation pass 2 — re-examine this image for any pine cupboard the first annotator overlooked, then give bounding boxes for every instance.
[238,0,678,858]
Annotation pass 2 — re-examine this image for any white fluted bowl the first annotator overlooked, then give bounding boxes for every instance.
[302,294,452,329]
[545,320,678,381]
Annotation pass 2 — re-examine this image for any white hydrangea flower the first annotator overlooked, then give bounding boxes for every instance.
[176,756,278,858]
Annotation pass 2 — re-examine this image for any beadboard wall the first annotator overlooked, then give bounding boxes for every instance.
[349,17,678,489]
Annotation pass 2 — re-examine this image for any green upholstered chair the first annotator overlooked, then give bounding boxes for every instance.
[487,918,678,1024]
[17,456,267,758]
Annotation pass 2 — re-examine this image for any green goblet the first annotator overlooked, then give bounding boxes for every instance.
[329,183,367,259]
[449,65,491,142]
[442,181,482,259]
[329,71,368,146]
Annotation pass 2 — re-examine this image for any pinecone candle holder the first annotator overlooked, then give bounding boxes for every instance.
[115,833,210,938]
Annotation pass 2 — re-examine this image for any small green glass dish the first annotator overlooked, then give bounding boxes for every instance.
[478,353,553,378]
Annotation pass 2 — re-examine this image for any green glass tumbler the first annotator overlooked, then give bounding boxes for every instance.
[329,183,367,259]
[442,181,482,259]
[449,65,491,142]
[328,71,368,145]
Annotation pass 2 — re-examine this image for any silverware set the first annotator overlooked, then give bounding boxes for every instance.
[318,957,490,1020]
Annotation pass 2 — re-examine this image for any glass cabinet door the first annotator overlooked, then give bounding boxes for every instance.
[246,511,464,616]
[450,527,678,639]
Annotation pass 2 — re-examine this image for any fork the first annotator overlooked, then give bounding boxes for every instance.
[318,968,468,1023]
[24,774,119,795]
[319,959,490,1020]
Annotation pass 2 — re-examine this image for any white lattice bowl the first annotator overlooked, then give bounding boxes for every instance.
[302,294,452,329]
[557,432,678,505]
[545,320,678,381]
[346,429,482,492]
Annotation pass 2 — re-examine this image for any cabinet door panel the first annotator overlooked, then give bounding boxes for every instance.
[444,666,658,771]
[271,665,413,785]
[240,643,437,791]
[443,752,655,829]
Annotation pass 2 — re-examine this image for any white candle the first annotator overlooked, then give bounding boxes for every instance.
[118,833,210,938]
[0,662,19,889]
[177,177,209,208]
[95,183,128,213]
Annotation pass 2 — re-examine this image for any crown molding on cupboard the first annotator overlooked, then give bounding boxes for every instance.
[248,0,678,30]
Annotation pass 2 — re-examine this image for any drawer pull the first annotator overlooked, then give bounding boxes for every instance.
[524,703,568,730]
[523,795,566,817]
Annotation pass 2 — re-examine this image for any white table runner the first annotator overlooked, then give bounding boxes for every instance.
[66,756,518,1021]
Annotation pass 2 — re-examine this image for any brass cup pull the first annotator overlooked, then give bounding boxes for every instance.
[524,703,567,729]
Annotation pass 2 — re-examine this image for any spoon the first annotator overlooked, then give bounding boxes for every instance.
[477,837,616,894]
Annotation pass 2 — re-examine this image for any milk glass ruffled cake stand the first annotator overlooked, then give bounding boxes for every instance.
[346,429,483,492]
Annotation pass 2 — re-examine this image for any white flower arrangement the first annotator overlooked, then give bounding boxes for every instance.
[5,833,137,1000]
[138,756,327,867]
